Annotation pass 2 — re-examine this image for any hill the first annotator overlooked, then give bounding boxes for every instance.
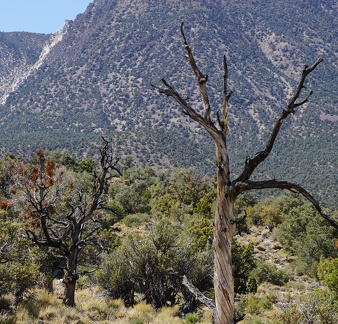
[0,0,336,205]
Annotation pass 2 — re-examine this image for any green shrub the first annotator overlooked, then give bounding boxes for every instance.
[122,213,150,227]
[129,317,144,324]
[249,261,289,286]
[276,204,338,274]
[245,196,292,228]
[184,312,202,324]
[97,219,213,310]
[317,258,338,292]
[245,294,273,315]
[232,239,256,294]
[243,314,272,324]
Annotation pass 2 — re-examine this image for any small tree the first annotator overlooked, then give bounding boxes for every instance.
[14,139,120,307]
[153,23,338,323]
[318,258,338,293]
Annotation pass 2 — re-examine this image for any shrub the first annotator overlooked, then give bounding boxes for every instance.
[276,204,338,274]
[97,219,213,309]
[184,312,202,324]
[232,239,256,294]
[95,248,135,306]
[122,213,150,227]
[245,196,288,229]
[129,317,144,324]
[317,258,338,292]
[249,261,289,286]
[243,294,273,317]
[274,289,338,324]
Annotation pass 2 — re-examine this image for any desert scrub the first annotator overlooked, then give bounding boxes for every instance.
[274,289,338,324]
[122,213,150,227]
[250,261,289,286]
[245,294,273,315]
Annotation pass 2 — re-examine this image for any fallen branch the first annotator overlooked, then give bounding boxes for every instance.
[181,275,215,313]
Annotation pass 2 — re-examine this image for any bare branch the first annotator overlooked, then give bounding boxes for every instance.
[236,58,323,182]
[180,23,211,122]
[221,55,232,134]
[152,78,212,132]
[78,226,100,246]
[238,179,338,230]
[288,59,322,112]
[182,275,215,313]
[80,138,120,224]
[47,214,68,227]
[26,229,69,253]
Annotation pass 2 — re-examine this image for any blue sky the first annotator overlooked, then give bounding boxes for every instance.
[0,0,92,34]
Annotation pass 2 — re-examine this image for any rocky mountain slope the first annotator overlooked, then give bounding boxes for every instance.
[0,32,50,104]
[0,0,337,205]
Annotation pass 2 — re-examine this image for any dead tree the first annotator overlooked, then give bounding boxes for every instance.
[19,138,119,307]
[153,23,338,324]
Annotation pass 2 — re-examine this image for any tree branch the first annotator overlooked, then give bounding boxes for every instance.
[78,225,101,246]
[182,275,215,313]
[238,179,338,230]
[82,138,119,224]
[180,22,211,122]
[152,79,214,134]
[236,58,323,182]
[26,229,69,253]
[221,55,232,134]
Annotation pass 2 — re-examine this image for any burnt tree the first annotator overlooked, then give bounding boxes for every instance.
[18,139,119,307]
[153,23,338,324]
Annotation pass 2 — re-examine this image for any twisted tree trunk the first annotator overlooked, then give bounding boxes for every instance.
[213,139,236,323]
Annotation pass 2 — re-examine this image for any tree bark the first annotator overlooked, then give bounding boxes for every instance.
[213,139,236,324]
[63,242,80,307]
[182,275,215,313]
[63,248,79,307]
[214,197,236,323]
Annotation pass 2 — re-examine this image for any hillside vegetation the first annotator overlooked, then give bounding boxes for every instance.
[0,149,337,323]
[0,0,336,206]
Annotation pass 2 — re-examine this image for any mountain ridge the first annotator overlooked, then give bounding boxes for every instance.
[0,0,336,206]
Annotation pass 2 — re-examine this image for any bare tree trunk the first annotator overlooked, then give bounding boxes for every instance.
[63,249,79,307]
[214,199,236,323]
[63,276,77,307]
[213,141,236,324]
[153,22,337,324]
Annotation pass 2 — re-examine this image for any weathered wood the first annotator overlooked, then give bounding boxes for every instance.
[182,275,215,313]
[153,23,336,324]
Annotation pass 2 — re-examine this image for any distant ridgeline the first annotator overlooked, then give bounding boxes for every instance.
[0,0,336,206]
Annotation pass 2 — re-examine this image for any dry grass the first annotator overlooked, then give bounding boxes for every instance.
[0,287,212,324]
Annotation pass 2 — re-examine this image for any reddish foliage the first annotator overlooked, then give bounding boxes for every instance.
[0,200,13,210]
[31,167,42,184]
[45,160,55,182]
[22,212,33,220]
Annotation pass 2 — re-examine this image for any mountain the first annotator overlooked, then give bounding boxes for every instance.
[0,0,337,206]
[0,32,50,105]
